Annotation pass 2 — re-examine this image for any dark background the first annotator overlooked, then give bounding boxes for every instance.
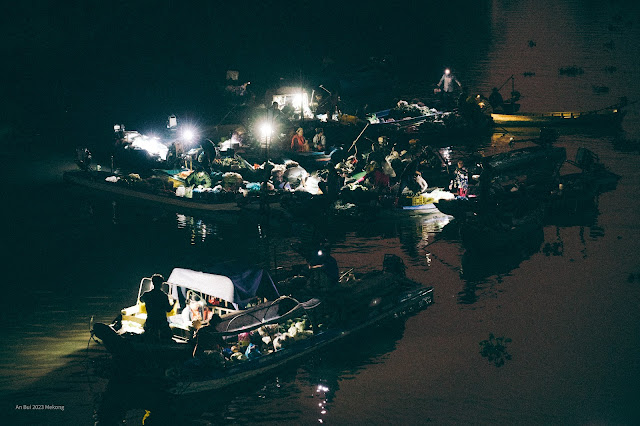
[0,0,493,146]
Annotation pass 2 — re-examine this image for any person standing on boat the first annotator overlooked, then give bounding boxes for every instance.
[308,246,339,289]
[436,68,462,110]
[291,127,309,152]
[450,160,469,197]
[489,87,505,112]
[140,274,176,341]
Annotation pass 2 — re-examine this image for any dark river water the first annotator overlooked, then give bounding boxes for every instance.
[2,1,640,425]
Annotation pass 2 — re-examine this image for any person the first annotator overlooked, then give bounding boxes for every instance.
[283,161,308,189]
[291,127,309,152]
[271,168,293,191]
[357,161,391,192]
[308,246,339,290]
[489,87,505,112]
[414,171,429,193]
[318,162,344,200]
[436,68,462,110]
[140,274,176,341]
[450,160,469,197]
[192,314,224,359]
[312,128,326,151]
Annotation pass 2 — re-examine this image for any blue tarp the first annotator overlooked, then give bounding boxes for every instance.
[202,264,280,308]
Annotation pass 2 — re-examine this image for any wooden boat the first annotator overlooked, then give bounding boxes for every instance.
[64,169,279,214]
[491,107,624,127]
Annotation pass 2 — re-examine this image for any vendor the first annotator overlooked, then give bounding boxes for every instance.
[357,161,391,192]
[291,127,309,152]
[312,128,326,151]
[450,160,469,197]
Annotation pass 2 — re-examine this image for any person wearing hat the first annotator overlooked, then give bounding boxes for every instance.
[291,127,309,152]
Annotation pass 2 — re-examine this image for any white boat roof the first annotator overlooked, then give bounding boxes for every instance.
[167,268,235,303]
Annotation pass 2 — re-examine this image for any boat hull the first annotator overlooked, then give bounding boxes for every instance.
[168,285,433,395]
[491,110,624,127]
[64,170,279,214]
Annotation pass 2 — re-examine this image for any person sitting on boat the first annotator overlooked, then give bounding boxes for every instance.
[271,168,292,191]
[436,68,462,110]
[450,160,469,197]
[318,162,344,200]
[192,315,224,357]
[489,87,505,112]
[140,274,177,341]
[283,161,308,190]
[291,127,309,152]
[357,161,391,192]
[312,128,326,152]
[414,171,429,193]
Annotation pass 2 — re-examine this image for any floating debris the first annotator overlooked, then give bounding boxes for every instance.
[479,333,512,367]
[559,66,584,76]
[528,40,536,48]
[523,71,536,77]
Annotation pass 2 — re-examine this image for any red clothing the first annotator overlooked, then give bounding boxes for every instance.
[371,169,390,188]
[358,169,390,189]
[291,134,307,151]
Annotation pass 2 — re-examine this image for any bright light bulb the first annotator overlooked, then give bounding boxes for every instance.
[183,129,195,141]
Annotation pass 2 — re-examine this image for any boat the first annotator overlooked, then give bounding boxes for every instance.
[397,188,456,211]
[92,256,434,394]
[282,150,332,171]
[434,145,566,219]
[92,266,282,360]
[168,258,433,394]
[63,169,280,214]
[491,108,624,128]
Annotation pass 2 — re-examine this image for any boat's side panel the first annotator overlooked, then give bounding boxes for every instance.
[64,171,280,213]
[169,286,434,395]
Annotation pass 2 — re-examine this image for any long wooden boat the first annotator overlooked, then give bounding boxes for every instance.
[491,108,624,127]
[63,170,279,213]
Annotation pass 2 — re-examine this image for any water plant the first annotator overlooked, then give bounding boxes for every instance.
[479,333,512,367]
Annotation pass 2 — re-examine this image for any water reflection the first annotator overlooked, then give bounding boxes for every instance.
[90,312,413,425]
[176,213,219,245]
